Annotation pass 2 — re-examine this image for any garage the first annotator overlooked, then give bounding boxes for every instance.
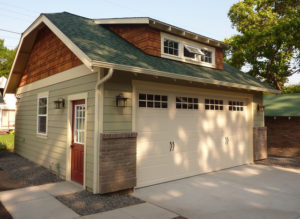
[135,83,252,187]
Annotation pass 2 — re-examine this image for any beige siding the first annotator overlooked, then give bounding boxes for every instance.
[103,72,132,133]
[253,92,264,127]
[15,72,97,190]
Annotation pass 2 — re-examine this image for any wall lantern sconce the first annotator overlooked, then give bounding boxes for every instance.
[116,94,128,107]
[54,98,65,109]
[257,104,265,112]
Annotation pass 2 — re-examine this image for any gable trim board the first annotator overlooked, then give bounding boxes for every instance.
[6,12,277,193]
[4,15,93,95]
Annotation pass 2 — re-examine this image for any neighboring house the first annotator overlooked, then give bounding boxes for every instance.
[0,76,16,131]
[264,94,300,150]
[4,12,279,194]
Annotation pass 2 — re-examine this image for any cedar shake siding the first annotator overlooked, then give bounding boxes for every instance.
[215,48,224,70]
[107,24,161,57]
[19,26,82,87]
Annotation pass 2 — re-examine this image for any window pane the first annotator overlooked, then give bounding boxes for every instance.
[162,96,168,101]
[194,98,198,103]
[205,105,209,110]
[155,102,160,108]
[162,102,168,108]
[188,98,193,103]
[38,116,46,133]
[155,95,161,101]
[139,93,146,100]
[139,101,146,107]
[39,98,47,115]
[188,104,193,109]
[147,94,153,100]
[147,101,153,108]
[194,104,199,110]
[176,97,181,102]
[176,103,181,109]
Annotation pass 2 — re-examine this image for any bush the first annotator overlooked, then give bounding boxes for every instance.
[0,134,14,151]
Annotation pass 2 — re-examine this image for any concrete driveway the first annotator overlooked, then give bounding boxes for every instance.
[134,164,300,219]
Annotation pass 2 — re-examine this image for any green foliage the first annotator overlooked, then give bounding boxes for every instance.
[224,0,300,91]
[0,39,16,78]
[282,84,300,93]
[0,134,14,151]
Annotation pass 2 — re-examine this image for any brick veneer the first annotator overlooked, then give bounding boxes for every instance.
[253,127,267,160]
[107,24,161,57]
[265,116,300,148]
[19,26,82,87]
[99,132,137,194]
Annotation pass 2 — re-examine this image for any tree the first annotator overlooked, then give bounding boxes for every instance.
[0,39,16,78]
[224,0,300,91]
[282,84,300,93]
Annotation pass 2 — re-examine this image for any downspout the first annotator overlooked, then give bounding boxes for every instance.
[93,68,114,194]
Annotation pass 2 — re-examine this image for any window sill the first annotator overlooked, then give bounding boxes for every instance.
[161,53,216,69]
[36,133,48,139]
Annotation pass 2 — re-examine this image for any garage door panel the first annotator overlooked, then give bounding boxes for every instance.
[136,87,250,187]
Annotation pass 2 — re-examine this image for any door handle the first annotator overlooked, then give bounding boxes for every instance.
[169,141,175,151]
[225,137,229,145]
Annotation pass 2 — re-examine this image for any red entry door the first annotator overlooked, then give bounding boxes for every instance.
[71,99,85,184]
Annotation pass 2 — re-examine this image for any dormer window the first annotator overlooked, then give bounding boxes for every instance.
[201,49,213,64]
[163,38,179,56]
[184,45,204,60]
[161,33,216,68]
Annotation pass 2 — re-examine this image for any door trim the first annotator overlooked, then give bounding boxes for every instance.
[66,92,88,188]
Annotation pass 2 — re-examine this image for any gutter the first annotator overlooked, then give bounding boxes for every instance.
[93,68,114,194]
[91,60,280,94]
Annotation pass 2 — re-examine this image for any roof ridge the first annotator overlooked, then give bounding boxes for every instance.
[43,11,93,20]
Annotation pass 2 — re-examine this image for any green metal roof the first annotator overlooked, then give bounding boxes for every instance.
[44,12,277,92]
[264,94,300,116]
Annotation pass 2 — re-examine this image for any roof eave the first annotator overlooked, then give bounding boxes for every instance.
[91,60,280,94]
[94,17,230,49]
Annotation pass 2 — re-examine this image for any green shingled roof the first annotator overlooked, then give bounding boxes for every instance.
[264,94,300,116]
[44,12,276,92]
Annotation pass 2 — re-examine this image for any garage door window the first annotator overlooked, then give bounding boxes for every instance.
[229,101,244,111]
[205,99,223,110]
[139,93,168,108]
[176,97,199,109]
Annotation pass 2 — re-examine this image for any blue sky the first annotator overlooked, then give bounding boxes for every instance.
[0,0,298,84]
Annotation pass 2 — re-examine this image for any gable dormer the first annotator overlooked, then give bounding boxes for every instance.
[95,17,228,70]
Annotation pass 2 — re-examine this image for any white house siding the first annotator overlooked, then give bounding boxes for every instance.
[14,72,97,190]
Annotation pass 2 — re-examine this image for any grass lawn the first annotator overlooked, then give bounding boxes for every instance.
[0,134,14,151]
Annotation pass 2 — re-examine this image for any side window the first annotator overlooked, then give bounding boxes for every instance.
[205,99,224,110]
[176,97,199,110]
[229,101,244,111]
[37,96,48,134]
[139,93,168,108]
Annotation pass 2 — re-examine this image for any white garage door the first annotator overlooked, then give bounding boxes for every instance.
[136,84,251,187]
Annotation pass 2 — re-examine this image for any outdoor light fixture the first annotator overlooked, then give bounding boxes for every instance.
[116,94,128,107]
[257,104,265,112]
[54,98,65,109]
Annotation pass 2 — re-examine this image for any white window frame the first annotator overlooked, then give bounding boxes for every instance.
[161,32,216,68]
[37,91,49,136]
[162,37,180,57]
